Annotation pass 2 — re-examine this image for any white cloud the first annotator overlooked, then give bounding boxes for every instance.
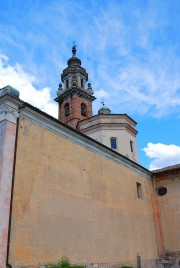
[0,53,58,118]
[76,3,180,118]
[95,89,109,99]
[142,142,180,170]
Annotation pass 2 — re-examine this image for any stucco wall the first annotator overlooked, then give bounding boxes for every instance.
[154,171,180,253]
[9,117,158,267]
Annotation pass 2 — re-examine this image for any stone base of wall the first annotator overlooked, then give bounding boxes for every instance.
[9,255,180,268]
[83,260,157,268]
[10,259,157,268]
[157,251,180,268]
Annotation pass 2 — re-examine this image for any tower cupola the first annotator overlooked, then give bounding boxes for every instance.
[60,45,88,90]
[67,45,81,67]
[98,101,111,115]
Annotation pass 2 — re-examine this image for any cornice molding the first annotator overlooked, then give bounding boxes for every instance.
[55,87,96,103]
[0,94,151,179]
[79,122,138,136]
[79,113,137,126]
[0,95,21,124]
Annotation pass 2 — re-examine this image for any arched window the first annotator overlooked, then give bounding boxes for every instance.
[81,103,87,116]
[81,79,84,88]
[64,103,70,116]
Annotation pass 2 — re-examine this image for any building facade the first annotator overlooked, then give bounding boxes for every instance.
[0,48,179,268]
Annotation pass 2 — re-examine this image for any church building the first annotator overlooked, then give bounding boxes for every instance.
[0,46,179,268]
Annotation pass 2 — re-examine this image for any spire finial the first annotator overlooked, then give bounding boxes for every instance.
[101,98,105,106]
[72,41,77,57]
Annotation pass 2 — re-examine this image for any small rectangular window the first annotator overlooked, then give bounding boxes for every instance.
[64,103,70,116]
[81,79,84,88]
[110,138,117,149]
[66,79,69,89]
[130,140,133,152]
[136,182,143,199]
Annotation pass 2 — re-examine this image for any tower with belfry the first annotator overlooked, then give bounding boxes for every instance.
[55,45,96,129]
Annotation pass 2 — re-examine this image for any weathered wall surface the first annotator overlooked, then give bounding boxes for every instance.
[0,120,16,268]
[154,170,180,253]
[9,117,158,267]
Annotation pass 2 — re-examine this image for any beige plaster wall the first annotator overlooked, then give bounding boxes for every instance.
[9,117,158,267]
[155,172,180,252]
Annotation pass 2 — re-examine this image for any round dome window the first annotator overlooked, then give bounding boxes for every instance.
[157,187,167,196]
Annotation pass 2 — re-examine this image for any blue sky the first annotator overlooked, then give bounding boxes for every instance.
[0,0,180,169]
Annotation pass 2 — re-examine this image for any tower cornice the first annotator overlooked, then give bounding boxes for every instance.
[61,66,88,82]
[55,87,96,104]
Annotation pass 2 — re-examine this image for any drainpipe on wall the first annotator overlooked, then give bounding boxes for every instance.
[137,254,141,268]
[151,176,164,256]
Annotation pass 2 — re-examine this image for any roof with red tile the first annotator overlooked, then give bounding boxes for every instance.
[152,163,180,174]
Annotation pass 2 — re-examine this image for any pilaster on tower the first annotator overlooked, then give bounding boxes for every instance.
[55,45,96,129]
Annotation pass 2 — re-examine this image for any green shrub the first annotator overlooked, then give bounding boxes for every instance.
[45,256,83,268]
[60,256,71,268]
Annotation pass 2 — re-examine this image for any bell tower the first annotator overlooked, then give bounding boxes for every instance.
[55,45,96,129]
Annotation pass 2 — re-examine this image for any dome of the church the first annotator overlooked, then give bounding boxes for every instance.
[98,103,111,114]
